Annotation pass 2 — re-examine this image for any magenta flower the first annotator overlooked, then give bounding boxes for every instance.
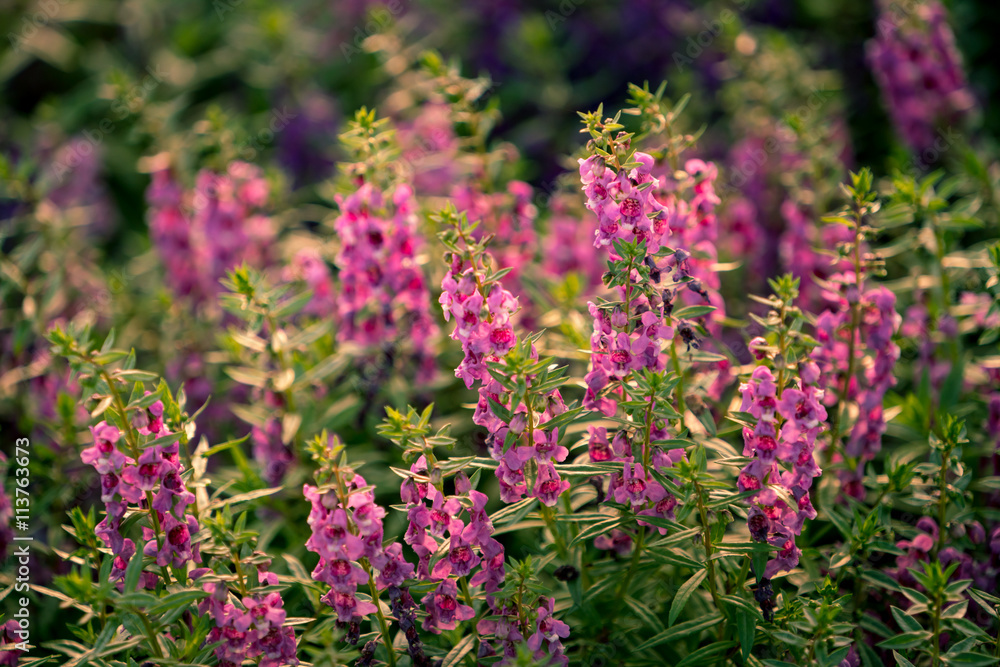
[637,482,678,534]
[374,543,414,588]
[614,462,649,507]
[594,529,634,556]
[421,579,475,633]
[82,422,127,474]
[527,597,570,662]
[533,462,570,506]
[121,447,165,492]
[237,592,288,640]
[432,531,482,579]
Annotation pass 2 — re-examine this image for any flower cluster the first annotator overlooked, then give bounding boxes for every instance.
[400,461,504,630]
[738,365,825,577]
[199,578,299,667]
[387,585,433,666]
[333,182,438,381]
[866,0,974,153]
[576,138,694,550]
[147,160,274,307]
[811,280,901,497]
[304,442,413,632]
[0,455,13,562]
[578,153,677,415]
[81,407,201,586]
[0,619,24,666]
[579,152,669,253]
[439,213,578,507]
[587,424,682,535]
[440,257,519,389]
[654,158,734,397]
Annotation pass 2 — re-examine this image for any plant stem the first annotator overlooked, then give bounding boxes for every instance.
[693,478,723,611]
[232,549,249,595]
[137,610,164,658]
[930,585,942,667]
[616,525,645,605]
[539,503,568,560]
[368,572,397,667]
[934,445,952,557]
[827,209,865,465]
[669,343,687,417]
[100,369,172,586]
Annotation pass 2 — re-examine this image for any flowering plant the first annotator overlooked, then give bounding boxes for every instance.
[3,2,1000,666]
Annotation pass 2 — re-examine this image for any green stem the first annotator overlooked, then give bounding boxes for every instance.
[137,611,164,658]
[540,503,568,560]
[669,343,687,418]
[827,212,864,464]
[693,478,723,611]
[100,369,172,586]
[934,446,952,557]
[233,549,249,596]
[562,493,590,590]
[930,586,942,667]
[616,525,645,605]
[368,572,397,667]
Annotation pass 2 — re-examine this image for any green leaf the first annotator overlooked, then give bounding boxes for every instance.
[443,634,476,667]
[570,516,629,547]
[149,589,210,614]
[634,613,723,651]
[669,568,708,626]
[891,606,922,633]
[123,552,144,595]
[675,640,738,667]
[204,487,283,511]
[877,631,932,650]
[736,608,755,660]
[224,366,269,388]
[673,305,716,319]
[115,369,159,382]
[625,596,665,634]
[272,289,314,319]
[940,653,999,666]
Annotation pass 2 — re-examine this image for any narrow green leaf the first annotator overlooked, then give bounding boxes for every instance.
[669,569,708,626]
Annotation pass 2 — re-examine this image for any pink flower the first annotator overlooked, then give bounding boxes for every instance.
[527,597,570,660]
[121,447,166,492]
[533,462,570,506]
[432,532,482,579]
[145,512,199,568]
[237,592,287,640]
[614,461,649,507]
[82,422,127,474]
[421,579,475,633]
